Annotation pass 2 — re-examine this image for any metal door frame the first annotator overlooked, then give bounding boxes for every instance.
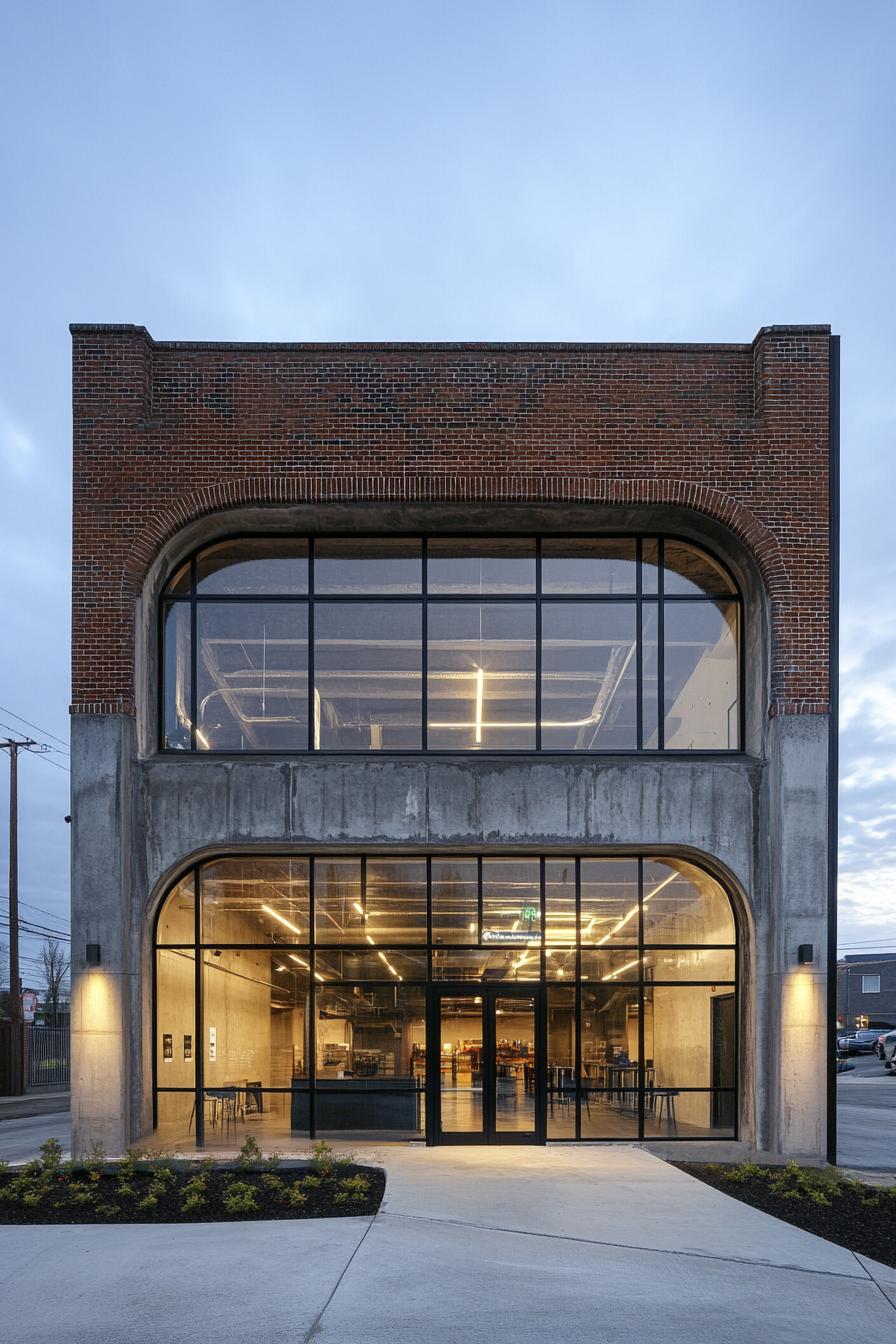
[427,983,546,1145]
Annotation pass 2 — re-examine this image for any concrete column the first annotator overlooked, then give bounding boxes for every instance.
[70,714,134,1157]
[764,714,830,1158]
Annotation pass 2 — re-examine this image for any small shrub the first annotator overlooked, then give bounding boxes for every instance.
[261,1174,285,1196]
[236,1135,263,1171]
[136,1194,158,1215]
[337,1175,371,1203]
[286,1184,307,1209]
[181,1174,208,1211]
[300,1175,321,1190]
[39,1138,64,1173]
[222,1181,258,1215]
[95,1203,119,1219]
[263,1152,282,1172]
[721,1161,767,1185]
[68,1182,97,1209]
[182,1193,206,1214]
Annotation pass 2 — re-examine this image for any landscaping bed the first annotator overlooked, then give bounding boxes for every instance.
[0,1137,384,1224]
[676,1161,896,1268]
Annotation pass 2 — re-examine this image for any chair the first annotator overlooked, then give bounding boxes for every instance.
[652,1088,678,1133]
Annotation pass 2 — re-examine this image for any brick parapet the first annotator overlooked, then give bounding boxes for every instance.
[71,325,832,717]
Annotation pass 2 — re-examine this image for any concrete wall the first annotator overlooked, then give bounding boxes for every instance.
[69,706,831,1159]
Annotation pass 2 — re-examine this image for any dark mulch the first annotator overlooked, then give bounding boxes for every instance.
[676,1162,896,1269]
[0,1162,384,1225]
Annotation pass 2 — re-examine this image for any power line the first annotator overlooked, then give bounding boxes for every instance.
[20,899,70,926]
[0,706,69,752]
[0,720,69,771]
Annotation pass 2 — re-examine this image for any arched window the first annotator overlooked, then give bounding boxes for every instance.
[153,853,738,1146]
[160,536,741,753]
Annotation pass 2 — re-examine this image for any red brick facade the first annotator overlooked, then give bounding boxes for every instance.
[71,324,833,719]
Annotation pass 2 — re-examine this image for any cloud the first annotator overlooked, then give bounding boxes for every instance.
[0,399,37,481]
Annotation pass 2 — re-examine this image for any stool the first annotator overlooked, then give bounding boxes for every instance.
[653,1088,678,1133]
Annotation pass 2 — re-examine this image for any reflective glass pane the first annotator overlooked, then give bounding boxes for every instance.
[544,946,576,981]
[494,995,536,1133]
[580,859,640,946]
[196,602,308,750]
[431,858,478,945]
[644,984,736,1093]
[482,858,541,943]
[154,1091,195,1143]
[547,985,576,1138]
[201,857,310,944]
[427,539,535,594]
[314,538,422,594]
[544,859,576,947]
[663,600,739,749]
[431,950,540,981]
[580,949,641,983]
[314,858,363,943]
[643,948,735,982]
[427,603,536,749]
[157,873,194,943]
[156,950,194,1085]
[641,539,660,594]
[642,859,735,945]
[315,949,427,982]
[641,601,659,748]
[579,1091,639,1138]
[315,984,426,1085]
[542,538,637,594]
[580,985,640,1085]
[365,858,427,943]
[196,539,308,594]
[162,602,191,750]
[541,603,637,749]
[663,542,735,596]
[164,561,191,596]
[314,602,422,750]
[203,949,309,1088]
[642,1090,736,1140]
[439,995,483,1133]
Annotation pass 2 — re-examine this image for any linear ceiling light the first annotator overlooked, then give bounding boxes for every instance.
[262,904,305,938]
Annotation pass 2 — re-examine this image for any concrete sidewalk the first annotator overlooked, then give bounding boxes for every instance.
[0,1145,894,1342]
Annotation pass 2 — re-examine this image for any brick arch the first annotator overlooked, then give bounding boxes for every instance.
[122,473,788,602]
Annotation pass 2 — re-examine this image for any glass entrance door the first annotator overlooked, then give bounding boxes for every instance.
[431,986,543,1144]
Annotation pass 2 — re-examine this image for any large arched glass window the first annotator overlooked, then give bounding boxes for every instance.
[160,536,741,753]
[153,853,738,1147]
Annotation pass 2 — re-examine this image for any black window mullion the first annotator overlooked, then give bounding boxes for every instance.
[657,539,665,751]
[477,857,483,943]
[539,857,546,981]
[308,857,316,1138]
[535,539,542,750]
[308,539,315,751]
[190,555,198,751]
[636,538,643,751]
[426,856,433,980]
[575,857,582,1142]
[637,856,645,1141]
[422,539,428,750]
[194,862,204,1147]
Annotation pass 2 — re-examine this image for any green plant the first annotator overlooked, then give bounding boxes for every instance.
[286,1184,307,1208]
[67,1181,97,1208]
[721,1161,768,1185]
[39,1138,64,1172]
[236,1135,263,1170]
[300,1174,321,1190]
[263,1152,282,1172]
[261,1173,285,1196]
[222,1181,258,1215]
[336,1174,371,1204]
[136,1194,158,1214]
[180,1174,208,1212]
[95,1202,119,1218]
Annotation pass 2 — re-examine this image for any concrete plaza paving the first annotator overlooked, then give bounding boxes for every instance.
[0,1145,894,1342]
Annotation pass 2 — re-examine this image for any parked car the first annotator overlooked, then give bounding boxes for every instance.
[882,1031,896,1071]
[875,1032,890,1060]
[838,1029,884,1055]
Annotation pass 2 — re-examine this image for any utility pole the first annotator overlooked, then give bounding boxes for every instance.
[1,739,35,1027]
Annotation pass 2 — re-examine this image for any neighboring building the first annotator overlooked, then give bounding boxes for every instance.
[837,954,896,1032]
[70,324,838,1159]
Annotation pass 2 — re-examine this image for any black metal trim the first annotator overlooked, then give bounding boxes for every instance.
[161,532,744,758]
[827,335,841,1166]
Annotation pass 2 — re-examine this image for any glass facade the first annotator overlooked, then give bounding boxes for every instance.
[154,853,738,1146]
[161,536,741,754]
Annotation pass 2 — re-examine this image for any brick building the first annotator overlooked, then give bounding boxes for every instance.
[70,324,838,1159]
[837,954,896,1032]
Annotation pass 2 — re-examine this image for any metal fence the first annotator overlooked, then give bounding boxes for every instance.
[26,1025,70,1088]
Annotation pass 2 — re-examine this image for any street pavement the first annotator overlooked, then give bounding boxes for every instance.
[836,1051,896,1171]
[0,1144,894,1342]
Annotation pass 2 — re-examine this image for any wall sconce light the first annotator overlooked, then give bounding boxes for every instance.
[212,949,222,958]
[86,943,101,967]
[797,943,814,965]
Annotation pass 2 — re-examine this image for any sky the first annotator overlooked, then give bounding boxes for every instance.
[0,1,894,990]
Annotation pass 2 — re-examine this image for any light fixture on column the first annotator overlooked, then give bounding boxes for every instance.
[797,943,814,965]
[85,943,101,967]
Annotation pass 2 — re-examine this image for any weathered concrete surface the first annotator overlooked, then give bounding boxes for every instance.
[70,697,832,1158]
[2,1148,893,1344]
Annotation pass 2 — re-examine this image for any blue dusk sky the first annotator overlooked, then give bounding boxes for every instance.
[1,2,894,988]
